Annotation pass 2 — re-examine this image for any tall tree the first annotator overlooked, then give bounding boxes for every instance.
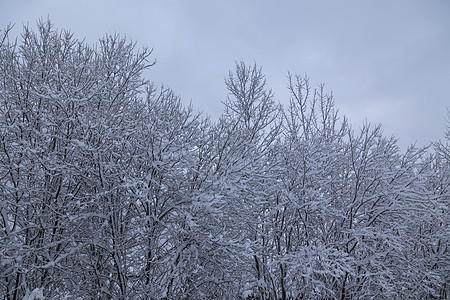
[0,20,152,299]
[1,20,448,299]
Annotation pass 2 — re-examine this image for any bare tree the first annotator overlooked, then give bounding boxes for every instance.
[0,19,152,299]
[1,20,447,300]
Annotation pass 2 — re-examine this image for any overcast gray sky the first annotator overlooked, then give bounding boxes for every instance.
[2,0,449,149]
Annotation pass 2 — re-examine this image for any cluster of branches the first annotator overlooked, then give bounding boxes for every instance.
[0,21,448,299]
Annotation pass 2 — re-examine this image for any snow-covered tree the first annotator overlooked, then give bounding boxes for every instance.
[0,19,152,299]
[1,20,447,299]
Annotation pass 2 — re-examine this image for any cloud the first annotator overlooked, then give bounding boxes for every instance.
[1,0,449,148]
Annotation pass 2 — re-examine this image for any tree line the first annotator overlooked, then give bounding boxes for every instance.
[0,20,448,299]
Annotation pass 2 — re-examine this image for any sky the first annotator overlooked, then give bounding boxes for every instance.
[1,0,449,149]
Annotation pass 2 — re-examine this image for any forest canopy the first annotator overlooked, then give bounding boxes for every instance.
[0,20,448,299]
